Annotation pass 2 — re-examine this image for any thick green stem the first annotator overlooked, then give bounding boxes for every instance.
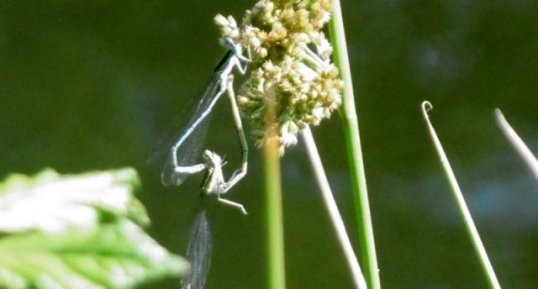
[328,1,381,288]
[264,86,286,289]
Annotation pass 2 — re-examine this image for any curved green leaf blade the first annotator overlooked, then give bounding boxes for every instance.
[0,220,187,289]
[0,168,188,289]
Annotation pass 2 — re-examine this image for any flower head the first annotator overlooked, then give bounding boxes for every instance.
[215,0,342,152]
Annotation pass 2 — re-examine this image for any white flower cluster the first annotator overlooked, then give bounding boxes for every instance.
[215,0,342,152]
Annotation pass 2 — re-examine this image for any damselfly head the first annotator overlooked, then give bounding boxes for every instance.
[220,37,250,62]
[220,37,237,52]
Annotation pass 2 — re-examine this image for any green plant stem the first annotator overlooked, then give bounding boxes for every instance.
[328,1,380,288]
[264,86,286,289]
[422,101,502,289]
[495,109,538,180]
[302,127,367,289]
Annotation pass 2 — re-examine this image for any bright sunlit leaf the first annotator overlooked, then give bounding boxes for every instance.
[0,169,188,289]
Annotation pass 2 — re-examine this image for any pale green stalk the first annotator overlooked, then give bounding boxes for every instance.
[495,109,538,180]
[264,87,286,289]
[421,101,502,289]
[302,127,367,289]
[328,1,380,288]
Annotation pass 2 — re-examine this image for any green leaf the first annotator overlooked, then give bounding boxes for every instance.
[0,168,148,233]
[0,168,188,288]
[0,220,188,289]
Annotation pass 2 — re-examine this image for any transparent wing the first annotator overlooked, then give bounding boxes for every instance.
[160,73,224,186]
[151,51,235,187]
[181,208,212,289]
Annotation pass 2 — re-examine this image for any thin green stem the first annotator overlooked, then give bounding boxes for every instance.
[264,86,286,289]
[421,101,502,289]
[302,126,367,289]
[495,109,538,180]
[328,1,380,288]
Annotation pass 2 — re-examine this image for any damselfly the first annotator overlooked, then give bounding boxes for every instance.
[160,38,250,191]
[180,150,246,289]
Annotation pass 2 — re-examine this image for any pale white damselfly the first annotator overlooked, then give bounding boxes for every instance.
[161,38,250,192]
[180,150,247,289]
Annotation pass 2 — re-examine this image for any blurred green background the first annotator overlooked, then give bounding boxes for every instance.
[1,1,537,288]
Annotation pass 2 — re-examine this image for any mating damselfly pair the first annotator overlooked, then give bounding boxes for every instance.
[159,37,250,210]
[153,37,251,289]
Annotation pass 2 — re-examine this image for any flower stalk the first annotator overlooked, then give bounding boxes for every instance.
[263,85,287,289]
[302,127,367,289]
[214,2,360,289]
[422,101,502,289]
[327,0,380,288]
